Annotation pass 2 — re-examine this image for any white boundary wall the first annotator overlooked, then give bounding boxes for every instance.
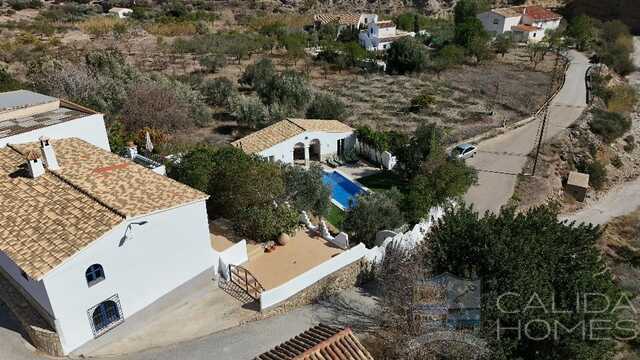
[354,140,396,170]
[218,240,249,280]
[260,243,367,310]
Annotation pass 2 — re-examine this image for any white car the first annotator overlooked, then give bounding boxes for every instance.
[450,144,477,160]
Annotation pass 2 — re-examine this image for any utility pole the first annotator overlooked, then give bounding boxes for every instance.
[531,49,562,176]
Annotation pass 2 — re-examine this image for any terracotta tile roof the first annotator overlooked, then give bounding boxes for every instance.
[511,24,541,32]
[255,324,374,360]
[0,138,208,279]
[376,20,396,28]
[314,14,361,26]
[232,119,353,154]
[492,6,561,21]
[519,6,562,21]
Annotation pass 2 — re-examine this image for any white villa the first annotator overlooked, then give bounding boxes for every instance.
[0,90,110,150]
[232,118,356,166]
[313,13,378,31]
[0,90,219,355]
[359,19,416,51]
[477,5,562,43]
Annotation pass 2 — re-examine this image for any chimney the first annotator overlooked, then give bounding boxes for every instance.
[126,141,138,159]
[26,151,45,178]
[39,136,59,171]
[523,7,527,15]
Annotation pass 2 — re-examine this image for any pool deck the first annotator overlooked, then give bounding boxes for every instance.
[322,160,382,180]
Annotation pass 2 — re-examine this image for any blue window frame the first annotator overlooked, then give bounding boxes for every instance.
[86,264,105,287]
[91,299,121,335]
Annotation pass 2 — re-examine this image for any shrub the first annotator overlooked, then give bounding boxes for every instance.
[589,109,631,143]
[229,95,269,128]
[198,53,226,73]
[145,22,197,36]
[576,159,607,190]
[200,77,236,107]
[624,135,636,153]
[611,155,623,168]
[606,84,638,114]
[305,92,347,120]
[233,203,299,243]
[409,92,436,112]
[7,0,42,10]
[78,16,129,38]
[256,70,311,112]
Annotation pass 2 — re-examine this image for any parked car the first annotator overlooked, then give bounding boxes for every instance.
[450,143,477,160]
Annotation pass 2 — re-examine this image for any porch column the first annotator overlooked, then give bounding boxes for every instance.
[304,145,310,168]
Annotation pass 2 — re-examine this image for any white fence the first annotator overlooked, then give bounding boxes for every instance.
[217,240,248,280]
[260,243,367,310]
[354,140,397,170]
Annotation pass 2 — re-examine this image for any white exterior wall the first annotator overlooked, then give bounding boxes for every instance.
[377,26,396,38]
[41,200,216,354]
[0,114,111,151]
[0,251,54,317]
[478,12,522,35]
[360,14,378,27]
[257,131,355,164]
[523,17,561,33]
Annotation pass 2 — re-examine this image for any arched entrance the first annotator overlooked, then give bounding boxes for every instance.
[293,142,306,164]
[92,300,121,334]
[310,139,321,162]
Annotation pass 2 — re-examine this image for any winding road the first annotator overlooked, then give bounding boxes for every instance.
[464,50,591,214]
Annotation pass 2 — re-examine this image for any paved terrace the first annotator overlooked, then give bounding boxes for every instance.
[210,219,344,290]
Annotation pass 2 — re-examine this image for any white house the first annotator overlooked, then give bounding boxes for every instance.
[0,137,215,355]
[0,90,110,150]
[477,5,562,43]
[108,7,133,19]
[359,20,416,51]
[231,118,356,166]
[313,13,378,31]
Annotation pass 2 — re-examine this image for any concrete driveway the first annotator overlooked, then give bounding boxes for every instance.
[0,287,378,360]
[464,50,590,214]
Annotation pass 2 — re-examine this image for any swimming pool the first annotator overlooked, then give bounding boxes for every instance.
[322,171,367,210]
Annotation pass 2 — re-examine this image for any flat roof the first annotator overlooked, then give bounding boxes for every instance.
[0,90,56,112]
[568,171,589,189]
[0,107,87,139]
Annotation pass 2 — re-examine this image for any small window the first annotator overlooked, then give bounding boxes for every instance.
[493,19,499,25]
[533,33,536,38]
[86,264,105,287]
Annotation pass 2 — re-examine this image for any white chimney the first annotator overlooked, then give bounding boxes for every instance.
[126,141,138,159]
[26,151,45,178]
[39,136,59,171]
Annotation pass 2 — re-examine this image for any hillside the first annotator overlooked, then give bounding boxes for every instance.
[563,0,640,34]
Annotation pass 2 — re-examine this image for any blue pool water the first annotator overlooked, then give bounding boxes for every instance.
[323,171,366,209]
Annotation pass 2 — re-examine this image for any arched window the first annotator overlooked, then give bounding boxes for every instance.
[92,300,121,334]
[86,264,105,287]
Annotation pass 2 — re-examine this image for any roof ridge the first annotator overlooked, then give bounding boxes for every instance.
[286,118,308,132]
[7,142,127,219]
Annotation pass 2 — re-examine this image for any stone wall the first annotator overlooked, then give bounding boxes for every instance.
[0,270,63,357]
[257,260,365,319]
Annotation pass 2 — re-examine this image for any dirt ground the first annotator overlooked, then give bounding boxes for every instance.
[314,47,557,143]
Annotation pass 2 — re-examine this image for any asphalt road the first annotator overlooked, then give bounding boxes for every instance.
[464,50,590,214]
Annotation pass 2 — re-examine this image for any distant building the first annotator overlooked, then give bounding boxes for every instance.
[566,171,589,202]
[313,13,377,32]
[108,7,133,19]
[0,90,110,150]
[477,5,562,43]
[359,19,416,51]
[231,118,355,167]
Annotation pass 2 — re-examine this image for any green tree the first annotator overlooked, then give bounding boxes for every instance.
[527,42,547,70]
[167,145,219,192]
[233,204,299,243]
[343,189,405,247]
[199,53,226,73]
[0,65,23,92]
[431,44,465,77]
[567,14,596,51]
[493,32,513,57]
[256,70,311,112]
[385,37,428,74]
[306,92,347,120]
[394,123,446,180]
[229,95,269,128]
[200,77,236,107]
[239,58,276,89]
[454,0,488,25]
[281,163,331,217]
[425,204,620,360]
[454,17,489,53]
